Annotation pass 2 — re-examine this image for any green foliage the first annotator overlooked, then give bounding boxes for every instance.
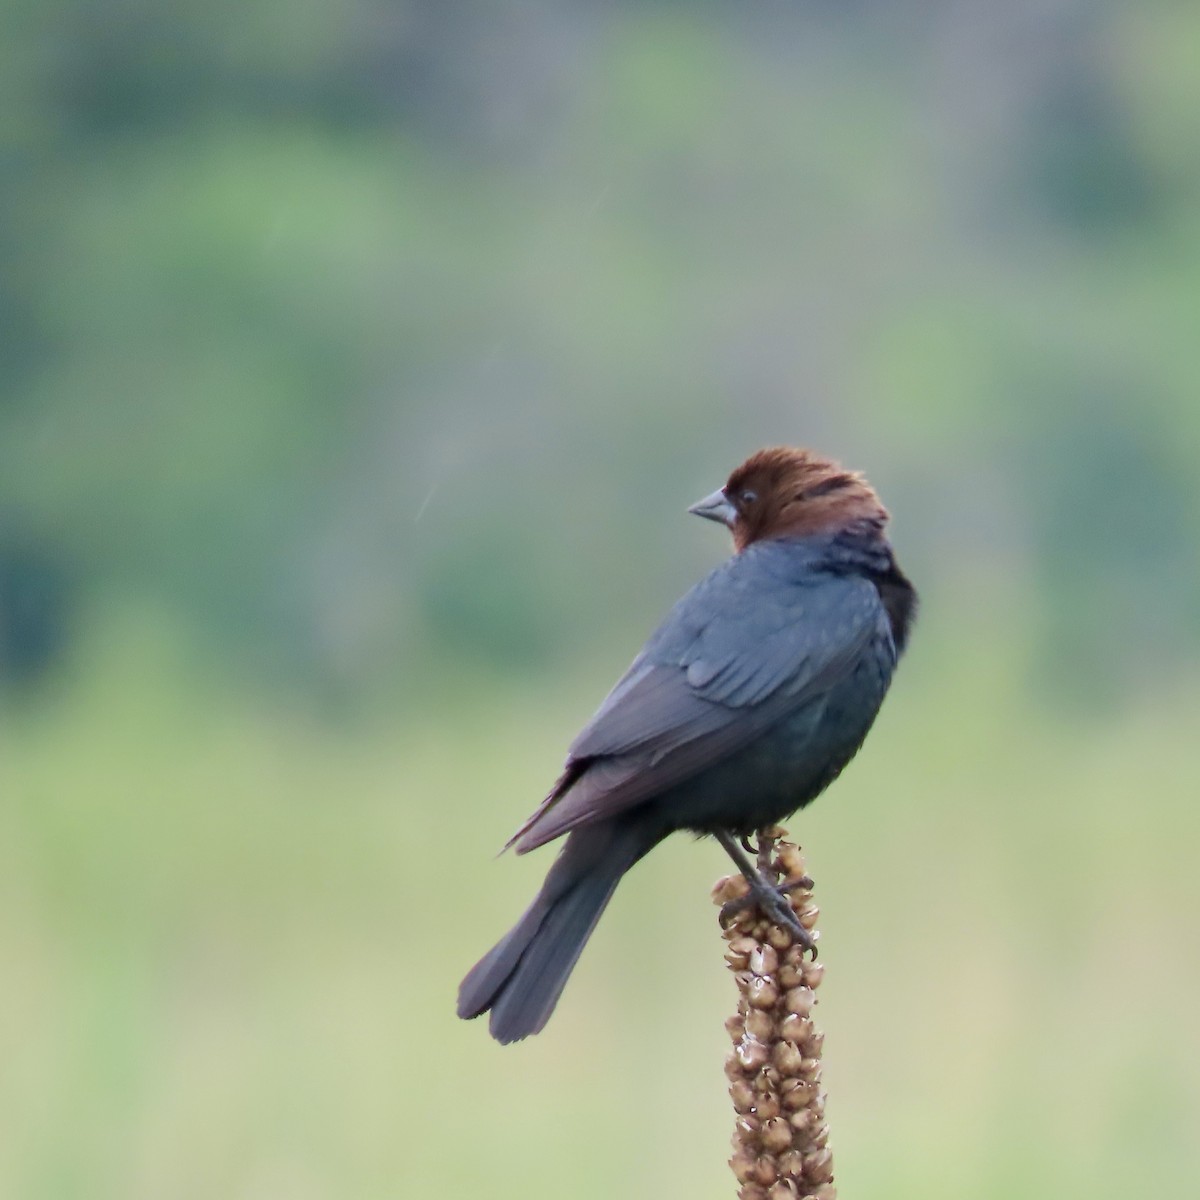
[3,0,1200,699]
[1,3,1199,1192]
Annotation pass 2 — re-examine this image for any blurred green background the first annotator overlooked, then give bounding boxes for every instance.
[3,1,1199,1196]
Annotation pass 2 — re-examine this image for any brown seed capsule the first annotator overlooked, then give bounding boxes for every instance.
[789,1109,812,1132]
[753,1156,778,1186]
[765,924,792,951]
[803,1030,825,1057]
[730,1152,758,1184]
[726,1014,746,1042]
[800,1057,821,1080]
[778,1012,812,1043]
[778,1149,806,1179]
[736,1037,771,1071]
[811,1185,837,1200]
[750,944,780,976]
[755,1094,781,1121]
[715,873,752,903]
[738,1184,768,1200]
[810,1122,830,1149]
[747,978,780,1010]
[785,986,816,1016]
[781,1081,816,1111]
[772,1040,805,1076]
[778,964,804,989]
[745,1008,774,1041]
[776,843,806,877]
[761,1117,793,1153]
[767,1181,799,1200]
[798,905,820,930]
[725,1054,747,1081]
[803,1148,835,1185]
[802,961,826,989]
[730,1080,757,1113]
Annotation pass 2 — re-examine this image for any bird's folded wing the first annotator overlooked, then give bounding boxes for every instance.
[508,563,885,853]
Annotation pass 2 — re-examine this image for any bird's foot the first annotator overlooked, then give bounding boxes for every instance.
[718,880,817,958]
[714,828,818,958]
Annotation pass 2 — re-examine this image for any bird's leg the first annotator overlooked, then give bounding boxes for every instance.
[756,833,774,876]
[715,829,817,958]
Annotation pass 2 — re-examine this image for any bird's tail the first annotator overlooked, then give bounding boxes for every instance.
[457,820,655,1043]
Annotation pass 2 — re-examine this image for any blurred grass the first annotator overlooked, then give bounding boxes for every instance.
[4,1,1199,1194]
[2,600,1198,1199]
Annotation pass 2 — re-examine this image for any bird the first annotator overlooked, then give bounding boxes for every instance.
[457,446,916,1043]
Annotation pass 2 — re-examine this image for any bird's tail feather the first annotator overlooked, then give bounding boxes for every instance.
[457,821,652,1043]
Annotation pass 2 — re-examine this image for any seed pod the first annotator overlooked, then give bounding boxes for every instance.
[776,843,806,879]
[802,961,826,989]
[781,1081,816,1111]
[745,1008,774,1041]
[784,986,815,1016]
[750,944,780,976]
[788,1109,812,1132]
[803,1148,835,1185]
[778,1149,805,1179]
[765,924,792,951]
[778,1012,812,1043]
[778,964,804,989]
[736,1037,771,1071]
[714,874,751,904]
[730,1080,757,1113]
[753,1155,778,1186]
[761,1117,793,1153]
[730,1152,759,1184]
[772,1040,805,1077]
[747,978,780,1010]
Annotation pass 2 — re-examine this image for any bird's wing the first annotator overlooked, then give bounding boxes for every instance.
[508,553,886,853]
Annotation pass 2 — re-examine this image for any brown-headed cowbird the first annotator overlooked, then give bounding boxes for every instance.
[457,446,916,1043]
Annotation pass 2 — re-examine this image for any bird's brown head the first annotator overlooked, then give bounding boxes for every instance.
[689,446,889,551]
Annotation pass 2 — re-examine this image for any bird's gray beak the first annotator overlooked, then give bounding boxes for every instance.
[688,487,738,528]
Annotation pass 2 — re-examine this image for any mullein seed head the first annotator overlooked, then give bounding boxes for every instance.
[715,828,837,1200]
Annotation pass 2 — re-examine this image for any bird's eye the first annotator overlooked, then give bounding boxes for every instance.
[740,489,758,505]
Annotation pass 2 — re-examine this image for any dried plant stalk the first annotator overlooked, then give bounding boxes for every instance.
[713,827,835,1200]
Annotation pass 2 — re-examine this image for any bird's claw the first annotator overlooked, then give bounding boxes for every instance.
[718,882,818,959]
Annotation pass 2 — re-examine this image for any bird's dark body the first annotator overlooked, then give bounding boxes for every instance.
[636,538,904,840]
[458,450,916,1043]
